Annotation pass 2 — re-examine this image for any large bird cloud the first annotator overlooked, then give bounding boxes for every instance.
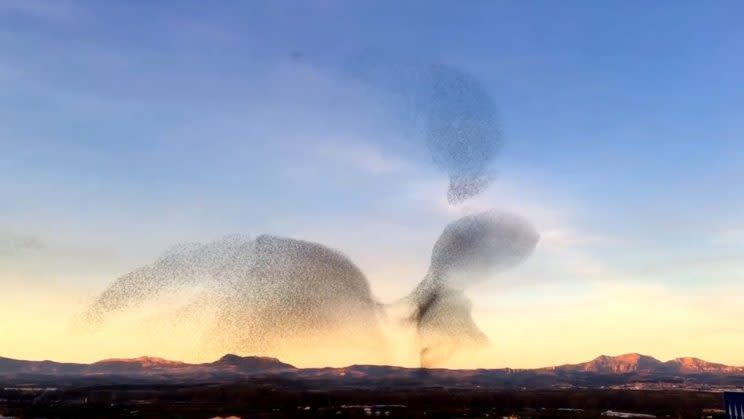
[83,211,538,367]
[83,234,386,362]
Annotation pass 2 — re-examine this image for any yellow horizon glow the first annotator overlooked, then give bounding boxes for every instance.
[3,278,744,369]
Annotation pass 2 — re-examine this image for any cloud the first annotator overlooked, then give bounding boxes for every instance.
[0,0,77,21]
[0,232,45,256]
[315,141,410,175]
[710,226,744,246]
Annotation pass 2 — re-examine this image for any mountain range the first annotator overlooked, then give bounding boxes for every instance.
[546,353,744,375]
[2,353,743,389]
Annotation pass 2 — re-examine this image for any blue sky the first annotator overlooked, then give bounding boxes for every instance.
[2,1,744,366]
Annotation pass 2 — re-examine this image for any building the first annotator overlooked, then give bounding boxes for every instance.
[725,392,744,419]
[602,410,656,418]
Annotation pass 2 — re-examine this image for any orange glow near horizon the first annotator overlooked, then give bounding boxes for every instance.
[3,280,744,369]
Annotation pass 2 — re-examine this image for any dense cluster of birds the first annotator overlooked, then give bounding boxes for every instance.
[84,234,385,361]
[82,56,539,367]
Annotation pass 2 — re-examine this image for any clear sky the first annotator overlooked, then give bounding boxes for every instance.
[2,0,744,368]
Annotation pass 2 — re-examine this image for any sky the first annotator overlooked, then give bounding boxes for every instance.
[2,0,744,368]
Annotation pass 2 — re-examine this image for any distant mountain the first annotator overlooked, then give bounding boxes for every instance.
[547,353,744,375]
[666,356,743,374]
[0,357,86,375]
[1,353,743,389]
[552,353,663,374]
[88,356,190,374]
[0,354,294,379]
[212,354,295,372]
